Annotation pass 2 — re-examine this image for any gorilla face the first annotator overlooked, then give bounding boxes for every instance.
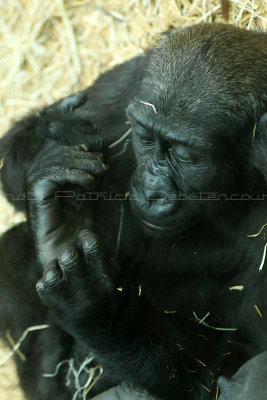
[127,99,235,237]
[127,25,263,237]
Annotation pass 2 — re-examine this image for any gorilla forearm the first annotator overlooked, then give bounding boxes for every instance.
[76,320,183,398]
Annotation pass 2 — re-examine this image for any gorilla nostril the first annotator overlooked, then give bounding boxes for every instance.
[146,190,168,202]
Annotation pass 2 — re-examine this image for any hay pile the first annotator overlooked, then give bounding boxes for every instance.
[0,0,266,398]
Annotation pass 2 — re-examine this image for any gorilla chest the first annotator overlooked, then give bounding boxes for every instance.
[138,247,227,319]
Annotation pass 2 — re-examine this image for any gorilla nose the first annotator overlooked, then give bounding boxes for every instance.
[130,163,179,225]
[140,165,178,213]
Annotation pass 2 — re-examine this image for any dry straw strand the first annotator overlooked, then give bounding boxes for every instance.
[259,242,267,271]
[0,325,50,367]
[6,331,26,362]
[248,222,267,238]
[193,311,238,331]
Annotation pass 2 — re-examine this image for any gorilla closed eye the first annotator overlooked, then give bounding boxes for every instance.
[135,125,155,145]
[168,144,195,164]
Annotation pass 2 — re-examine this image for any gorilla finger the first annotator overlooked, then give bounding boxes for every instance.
[78,230,119,292]
[42,266,63,286]
[29,168,95,199]
[71,135,106,152]
[66,148,104,162]
[58,246,81,277]
[70,158,108,176]
[36,267,64,299]
[59,93,87,113]
[36,279,46,296]
[64,168,95,189]
[85,135,106,152]
[78,229,106,267]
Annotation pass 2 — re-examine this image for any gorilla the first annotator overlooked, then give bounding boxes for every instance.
[0,23,267,400]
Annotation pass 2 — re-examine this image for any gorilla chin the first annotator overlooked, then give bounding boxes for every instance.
[130,202,190,239]
[139,218,183,239]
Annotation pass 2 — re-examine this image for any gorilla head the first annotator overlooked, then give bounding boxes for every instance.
[127,24,267,237]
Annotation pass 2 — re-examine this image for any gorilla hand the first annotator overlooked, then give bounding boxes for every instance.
[36,230,121,329]
[27,141,107,267]
[36,92,104,148]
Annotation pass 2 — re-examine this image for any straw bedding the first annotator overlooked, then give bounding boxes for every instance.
[0,0,266,398]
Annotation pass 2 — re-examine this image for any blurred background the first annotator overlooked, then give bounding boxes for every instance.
[0,0,266,398]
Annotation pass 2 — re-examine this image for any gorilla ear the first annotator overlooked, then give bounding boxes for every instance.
[251,112,267,182]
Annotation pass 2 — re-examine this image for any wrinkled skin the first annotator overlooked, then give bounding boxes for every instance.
[0,23,267,400]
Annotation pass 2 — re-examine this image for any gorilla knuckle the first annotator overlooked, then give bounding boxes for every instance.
[79,230,102,254]
[42,267,61,285]
[36,279,46,294]
[58,247,78,267]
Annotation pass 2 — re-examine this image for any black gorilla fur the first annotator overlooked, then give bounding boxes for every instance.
[0,23,267,400]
